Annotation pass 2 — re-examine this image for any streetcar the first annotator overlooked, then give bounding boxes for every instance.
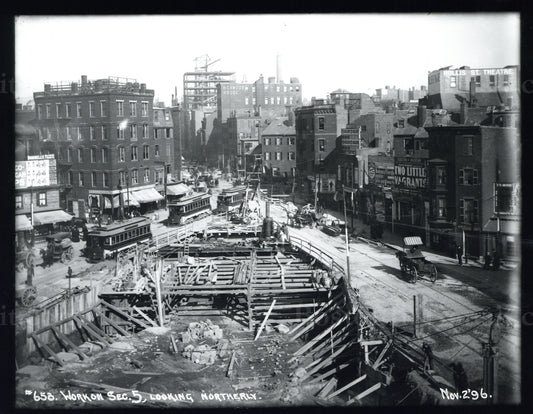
[168,192,212,225]
[82,216,152,262]
[217,185,247,214]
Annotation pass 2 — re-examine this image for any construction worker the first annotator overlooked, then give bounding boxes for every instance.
[422,342,434,373]
[67,266,73,278]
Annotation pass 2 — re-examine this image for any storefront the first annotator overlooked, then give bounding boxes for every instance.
[15,214,34,251]
[131,187,165,215]
[483,217,520,260]
[32,209,73,237]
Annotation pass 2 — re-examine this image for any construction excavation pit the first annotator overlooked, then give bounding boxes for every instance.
[16,231,465,408]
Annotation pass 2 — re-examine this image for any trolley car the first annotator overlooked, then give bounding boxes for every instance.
[83,217,152,262]
[168,192,212,225]
[217,186,247,214]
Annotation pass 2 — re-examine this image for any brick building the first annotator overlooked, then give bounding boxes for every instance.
[261,117,296,179]
[33,75,165,221]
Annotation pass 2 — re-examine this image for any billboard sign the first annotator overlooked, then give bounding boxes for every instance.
[494,183,520,215]
[15,155,56,189]
[394,157,427,192]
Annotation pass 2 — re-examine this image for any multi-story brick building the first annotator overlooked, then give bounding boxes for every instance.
[217,75,302,123]
[33,75,165,221]
[226,114,262,176]
[261,117,296,179]
[426,65,520,112]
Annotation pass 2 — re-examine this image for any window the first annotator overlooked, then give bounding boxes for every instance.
[275,137,283,146]
[375,122,380,133]
[67,171,73,185]
[165,111,170,121]
[289,96,293,105]
[459,198,479,224]
[142,124,148,138]
[144,168,150,183]
[89,101,95,117]
[37,192,47,206]
[78,172,85,186]
[318,117,325,130]
[166,128,172,138]
[101,126,108,140]
[117,126,125,139]
[265,152,271,160]
[141,102,148,117]
[117,100,124,116]
[155,144,160,157]
[119,171,126,187]
[489,75,496,86]
[65,103,71,118]
[450,76,457,88]
[464,136,473,155]
[154,110,159,122]
[45,104,51,118]
[503,74,510,86]
[37,129,43,141]
[143,145,149,160]
[437,166,447,185]
[155,169,162,185]
[277,96,281,105]
[118,146,125,162]
[76,102,82,117]
[90,147,97,163]
[471,76,481,87]
[288,137,295,145]
[284,96,287,104]
[15,195,23,209]
[275,152,282,160]
[253,97,256,105]
[264,137,271,146]
[37,104,42,119]
[76,127,81,140]
[131,169,138,185]
[459,168,479,185]
[166,143,171,158]
[90,126,95,140]
[245,97,249,105]
[398,119,405,128]
[270,97,274,105]
[288,151,296,160]
[272,167,280,176]
[66,127,71,141]
[130,101,137,117]
[436,197,446,218]
[102,172,109,187]
[361,125,367,132]
[67,147,72,162]
[56,103,61,118]
[130,124,137,140]
[101,147,108,163]
[318,139,325,152]
[131,146,138,161]
[91,171,97,187]
[78,148,84,162]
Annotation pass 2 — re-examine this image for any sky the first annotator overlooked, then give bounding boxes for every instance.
[15,14,520,106]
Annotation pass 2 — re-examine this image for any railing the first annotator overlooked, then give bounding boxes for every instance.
[151,222,197,249]
[288,233,345,276]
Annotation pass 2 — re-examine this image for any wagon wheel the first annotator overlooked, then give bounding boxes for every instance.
[399,261,407,275]
[409,265,418,283]
[65,246,74,261]
[21,286,37,307]
[430,265,438,283]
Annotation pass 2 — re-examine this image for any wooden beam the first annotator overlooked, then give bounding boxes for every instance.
[77,314,114,342]
[372,339,393,370]
[51,326,88,360]
[307,362,352,384]
[72,316,111,345]
[226,351,236,377]
[254,300,276,341]
[289,292,343,340]
[100,300,150,329]
[294,315,348,356]
[326,374,367,399]
[170,333,178,354]
[132,306,158,328]
[316,377,337,399]
[31,333,64,366]
[346,382,382,405]
[300,342,351,381]
[92,309,131,337]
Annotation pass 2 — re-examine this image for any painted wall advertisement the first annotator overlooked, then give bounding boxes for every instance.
[367,156,394,188]
[394,157,427,192]
[15,154,57,189]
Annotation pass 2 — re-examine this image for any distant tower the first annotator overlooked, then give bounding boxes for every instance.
[277,54,283,83]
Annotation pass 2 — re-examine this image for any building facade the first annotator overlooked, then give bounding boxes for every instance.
[33,75,164,221]
[261,118,296,179]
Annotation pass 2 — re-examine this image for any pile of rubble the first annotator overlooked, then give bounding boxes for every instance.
[179,320,229,365]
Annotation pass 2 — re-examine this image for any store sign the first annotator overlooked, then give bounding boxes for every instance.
[394,157,427,192]
[368,156,394,187]
[494,183,520,215]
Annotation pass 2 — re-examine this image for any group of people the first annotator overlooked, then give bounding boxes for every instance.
[456,243,501,270]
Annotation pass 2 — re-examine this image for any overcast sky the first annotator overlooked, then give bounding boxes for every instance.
[15,14,520,106]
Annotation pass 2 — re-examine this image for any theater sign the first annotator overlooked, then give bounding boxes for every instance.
[394,157,427,192]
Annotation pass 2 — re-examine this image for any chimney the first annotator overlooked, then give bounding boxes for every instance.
[71,82,78,93]
[469,78,477,108]
[44,84,51,92]
[81,75,88,86]
[276,54,283,83]
[268,77,275,84]
[140,83,146,93]
[460,102,468,124]
[417,105,427,128]
[286,106,293,126]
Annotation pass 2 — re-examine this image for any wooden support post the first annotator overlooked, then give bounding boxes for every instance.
[289,293,343,341]
[170,333,178,354]
[346,382,382,405]
[413,295,417,338]
[226,351,236,377]
[308,362,352,384]
[31,333,64,366]
[92,309,130,336]
[294,315,348,356]
[372,339,393,369]
[155,260,165,327]
[417,293,423,336]
[132,306,158,327]
[316,377,337,399]
[326,374,367,399]
[300,342,351,381]
[51,326,88,360]
[73,316,111,345]
[100,300,150,329]
[255,299,276,341]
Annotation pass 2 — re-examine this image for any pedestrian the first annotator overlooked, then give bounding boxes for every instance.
[449,362,469,391]
[82,225,89,241]
[492,249,501,270]
[422,342,434,373]
[67,266,73,278]
[456,244,463,266]
[26,263,34,286]
[483,251,492,270]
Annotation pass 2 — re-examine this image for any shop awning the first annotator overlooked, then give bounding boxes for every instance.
[131,188,164,203]
[167,183,191,196]
[16,214,33,231]
[102,193,140,208]
[33,210,73,226]
[483,217,520,235]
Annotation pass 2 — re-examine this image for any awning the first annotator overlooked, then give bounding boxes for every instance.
[101,193,140,208]
[483,217,520,235]
[131,188,164,203]
[167,183,191,196]
[403,236,423,246]
[16,214,33,231]
[33,210,73,226]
